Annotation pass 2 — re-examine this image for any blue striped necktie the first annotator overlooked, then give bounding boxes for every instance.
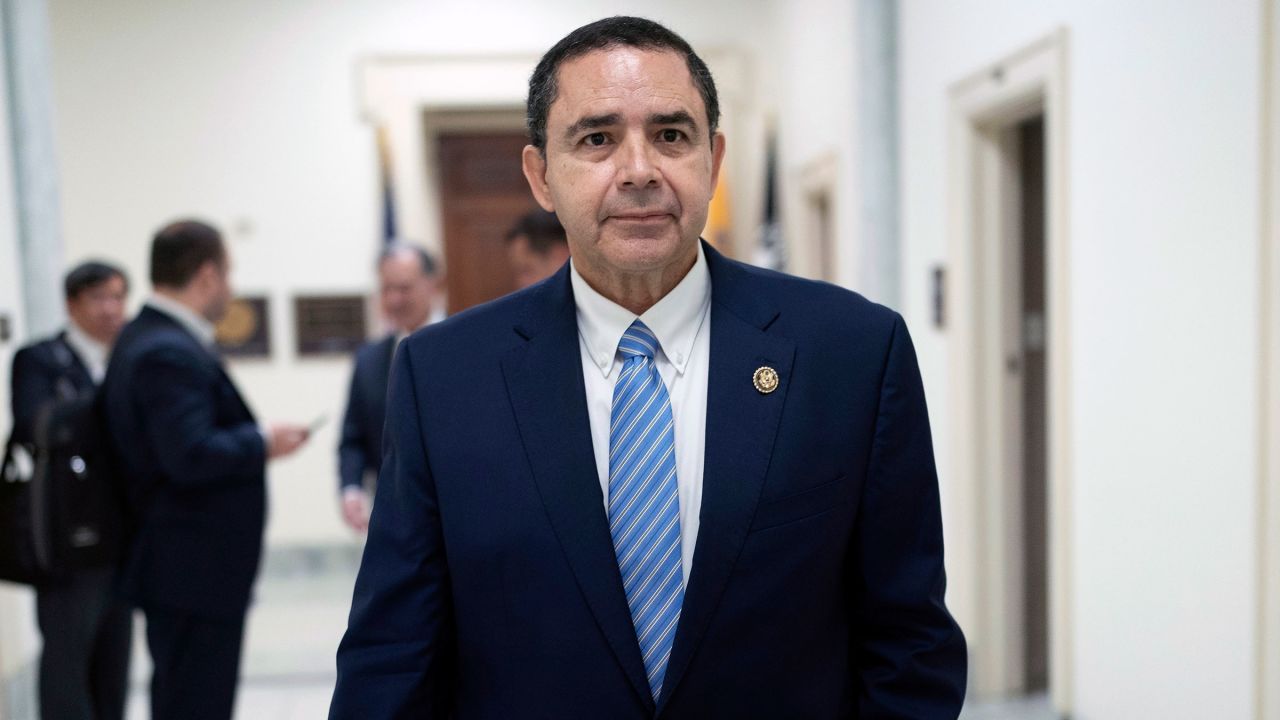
[608,319,683,702]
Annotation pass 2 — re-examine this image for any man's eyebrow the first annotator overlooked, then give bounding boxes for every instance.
[650,110,697,128]
[564,113,621,140]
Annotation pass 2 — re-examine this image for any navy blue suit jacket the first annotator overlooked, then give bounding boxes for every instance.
[101,306,267,619]
[10,332,95,446]
[338,334,396,492]
[331,244,966,718]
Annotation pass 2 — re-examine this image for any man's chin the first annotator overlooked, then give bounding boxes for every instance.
[599,234,694,270]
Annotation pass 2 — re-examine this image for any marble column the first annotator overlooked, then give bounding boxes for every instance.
[2,0,65,338]
[855,0,901,309]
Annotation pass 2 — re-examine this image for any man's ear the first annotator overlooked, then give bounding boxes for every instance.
[709,131,727,190]
[522,145,556,212]
[195,260,220,293]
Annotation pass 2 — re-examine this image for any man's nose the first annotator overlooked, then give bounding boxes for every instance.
[615,133,660,188]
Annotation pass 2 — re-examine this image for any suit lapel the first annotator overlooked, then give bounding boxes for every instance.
[501,268,655,711]
[373,334,397,430]
[53,333,94,392]
[140,307,257,423]
[215,365,256,422]
[657,244,795,714]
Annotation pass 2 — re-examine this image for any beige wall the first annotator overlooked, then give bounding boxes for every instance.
[774,0,859,287]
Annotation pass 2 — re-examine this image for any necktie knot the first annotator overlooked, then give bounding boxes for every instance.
[618,320,658,361]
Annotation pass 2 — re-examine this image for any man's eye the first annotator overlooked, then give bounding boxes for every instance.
[660,129,683,142]
[585,133,607,146]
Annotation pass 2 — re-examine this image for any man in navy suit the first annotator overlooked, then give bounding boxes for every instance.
[101,220,310,719]
[338,244,440,532]
[10,261,132,720]
[332,16,966,719]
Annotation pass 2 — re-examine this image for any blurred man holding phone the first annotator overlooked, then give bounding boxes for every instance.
[102,219,309,720]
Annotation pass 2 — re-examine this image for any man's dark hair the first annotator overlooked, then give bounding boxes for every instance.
[64,260,128,300]
[150,219,226,289]
[505,209,567,256]
[378,243,438,276]
[526,16,719,151]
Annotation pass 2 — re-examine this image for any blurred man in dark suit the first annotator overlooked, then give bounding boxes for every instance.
[338,243,439,532]
[101,219,309,720]
[10,260,131,720]
[505,209,570,290]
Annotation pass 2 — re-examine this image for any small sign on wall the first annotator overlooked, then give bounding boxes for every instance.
[294,295,366,356]
[931,265,946,329]
[215,296,271,358]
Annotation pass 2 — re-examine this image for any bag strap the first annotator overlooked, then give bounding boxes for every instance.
[51,338,86,402]
[1,430,17,482]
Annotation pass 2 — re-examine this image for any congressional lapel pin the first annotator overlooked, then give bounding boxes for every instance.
[752,366,780,395]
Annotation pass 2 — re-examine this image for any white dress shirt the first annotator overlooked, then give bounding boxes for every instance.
[146,294,217,350]
[64,321,109,383]
[571,244,711,586]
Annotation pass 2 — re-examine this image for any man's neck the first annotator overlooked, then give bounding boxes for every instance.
[395,315,429,338]
[153,288,208,322]
[65,320,109,352]
[148,291,217,349]
[66,319,111,349]
[575,249,698,316]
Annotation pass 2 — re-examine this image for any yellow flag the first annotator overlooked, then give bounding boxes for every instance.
[705,174,733,256]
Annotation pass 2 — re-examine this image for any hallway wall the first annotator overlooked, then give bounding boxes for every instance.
[899,1,1261,717]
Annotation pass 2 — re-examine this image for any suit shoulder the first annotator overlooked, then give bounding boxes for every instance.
[12,334,70,374]
[132,328,191,356]
[14,334,61,361]
[10,343,43,381]
[721,259,901,336]
[402,285,534,360]
[11,342,41,368]
[116,320,210,372]
[353,335,395,364]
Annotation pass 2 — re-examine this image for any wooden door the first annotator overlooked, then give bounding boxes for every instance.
[438,132,541,315]
[1018,114,1049,694]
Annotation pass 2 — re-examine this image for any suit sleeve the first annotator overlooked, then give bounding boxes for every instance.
[852,314,967,718]
[337,356,368,493]
[330,342,455,719]
[135,347,266,488]
[10,346,55,446]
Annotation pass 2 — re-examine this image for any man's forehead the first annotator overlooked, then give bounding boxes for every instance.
[381,253,426,276]
[550,47,703,122]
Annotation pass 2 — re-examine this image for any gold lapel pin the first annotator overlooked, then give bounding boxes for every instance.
[752,366,780,395]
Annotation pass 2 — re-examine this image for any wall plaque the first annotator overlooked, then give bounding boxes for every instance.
[215,296,271,358]
[294,295,366,356]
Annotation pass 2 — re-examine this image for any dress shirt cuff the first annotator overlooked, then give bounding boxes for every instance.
[342,486,367,501]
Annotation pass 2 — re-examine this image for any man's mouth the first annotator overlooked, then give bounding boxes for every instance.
[609,213,672,222]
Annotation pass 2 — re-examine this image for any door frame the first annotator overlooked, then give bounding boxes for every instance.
[1259,2,1279,717]
[946,29,1071,712]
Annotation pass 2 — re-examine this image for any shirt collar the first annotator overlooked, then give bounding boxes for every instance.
[394,318,431,346]
[570,242,711,378]
[146,294,217,349]
[63,321,108,377]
